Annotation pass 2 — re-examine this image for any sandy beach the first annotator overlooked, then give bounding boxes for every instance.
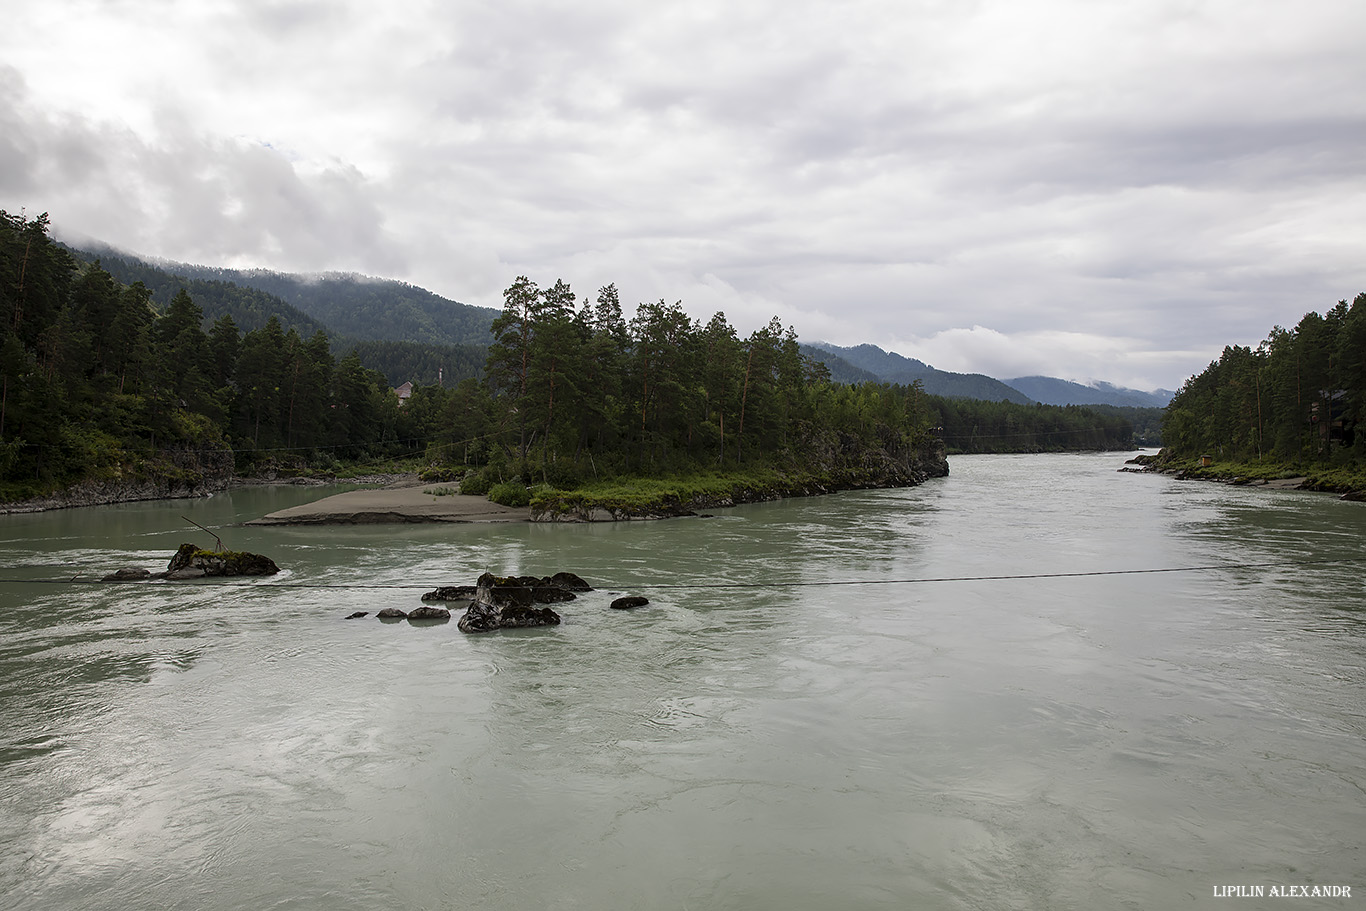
[245,476,530,525]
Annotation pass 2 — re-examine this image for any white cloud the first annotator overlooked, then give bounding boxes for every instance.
[887,325,1202,391]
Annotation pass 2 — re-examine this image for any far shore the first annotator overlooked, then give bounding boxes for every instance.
[245,475,530,525]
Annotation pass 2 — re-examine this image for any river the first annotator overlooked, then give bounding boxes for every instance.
[0,453,1362,909]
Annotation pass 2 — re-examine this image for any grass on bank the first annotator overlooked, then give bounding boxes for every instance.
[522,467,859,515]
[1157,456,1366,493]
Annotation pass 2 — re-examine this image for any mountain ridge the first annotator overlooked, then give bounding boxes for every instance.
[1002,375,1175,409]
[66,242,1171,406]
[808,342,1033,404]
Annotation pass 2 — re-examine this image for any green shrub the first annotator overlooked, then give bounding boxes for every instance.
[460,470,491,496]
[488,480,530,507]
[539,459,584,489]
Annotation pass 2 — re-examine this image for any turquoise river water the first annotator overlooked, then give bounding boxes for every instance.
[0,452,1362,909]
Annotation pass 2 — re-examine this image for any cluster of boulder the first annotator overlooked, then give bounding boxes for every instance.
[101,547,650,631]
[346,570,650,630]
[102,543,280,582]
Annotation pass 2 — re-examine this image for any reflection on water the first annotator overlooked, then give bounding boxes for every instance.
[0,460,1363,910]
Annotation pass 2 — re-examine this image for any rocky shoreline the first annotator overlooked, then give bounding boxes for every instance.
[0,471,426,516]
[0,475,233,515]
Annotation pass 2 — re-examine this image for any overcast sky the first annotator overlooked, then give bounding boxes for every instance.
[3,0,1363,390]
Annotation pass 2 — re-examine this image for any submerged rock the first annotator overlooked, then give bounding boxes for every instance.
[164,543,279,580]
[610,596,650,610]
[407,605,451,621]
[549,571,593,592]
[344,611,369,620]
[103,567,151,582]
[457,572,562,633]
[376,607,408,619]
[421,585,478,602]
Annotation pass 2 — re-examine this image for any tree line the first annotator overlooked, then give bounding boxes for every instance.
[1162,294,1366,466]
[420,276,1135,489]
[421,276,942,487]
[2,210,1139,498]
[0,211,414,493]
[929,398,1137,454]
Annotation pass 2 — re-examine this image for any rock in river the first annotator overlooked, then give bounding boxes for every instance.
[610,596,650,610]
[421,585,478,603]
[457,572,563,633]
[103,567,152,582]
[550,571,593,592]
[165,543,279,580]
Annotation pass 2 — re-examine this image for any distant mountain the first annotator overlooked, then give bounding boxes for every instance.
[65,244,1175,406]
[809,342,1033,404]
[810,343,932,382]
[799,344,881,384]
[157,264,499,348]
[67,244,490,387]
[67,245,332,338]
[1003,376,1175,408]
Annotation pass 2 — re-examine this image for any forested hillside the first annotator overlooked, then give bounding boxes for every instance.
[929,398,1136,453]
[1003,375,1174,408]
[2,213,946,501]
[341,339,486,388]
[1161,294,1366,471]
[69,246,330,338]
[0,212,409,497]
[155,262,498,347]
[799,344,880,384]
[3,210,1145,503]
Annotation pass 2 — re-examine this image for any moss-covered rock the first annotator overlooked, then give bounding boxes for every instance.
[165,543,280,579]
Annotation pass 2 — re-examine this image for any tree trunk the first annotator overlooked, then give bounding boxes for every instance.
[736,349,753,464]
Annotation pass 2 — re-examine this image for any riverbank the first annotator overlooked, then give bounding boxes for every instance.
[246,476,529,525]
[1123,453,1366,499]
[0,475,234,515]
[0,470,425,516]
[2,438,951,521]
[528,462,948,521]
[245,458,952,525]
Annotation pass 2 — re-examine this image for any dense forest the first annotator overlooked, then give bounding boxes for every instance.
[342,339,485,389]
[1,210,1141,501]
[133,259,499,348]
[1161,294,1366,469]
[0,211,412,495]
[69,246,489,389]
[433,276,942,488]
[930,398,1137,453]
[70,247,331,338]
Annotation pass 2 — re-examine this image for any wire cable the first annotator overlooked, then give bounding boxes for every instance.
[5,556,1357,589]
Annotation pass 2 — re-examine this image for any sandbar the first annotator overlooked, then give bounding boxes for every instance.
[246,477,529,525]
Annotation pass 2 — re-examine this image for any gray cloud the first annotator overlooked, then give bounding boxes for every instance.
[0,66,405,275]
